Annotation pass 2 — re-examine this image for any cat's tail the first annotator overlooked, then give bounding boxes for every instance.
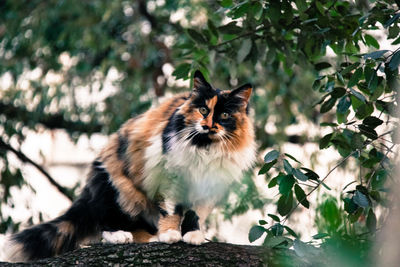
[3,196,100,262]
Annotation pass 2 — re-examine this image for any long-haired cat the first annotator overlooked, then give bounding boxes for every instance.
[4,70,256,262]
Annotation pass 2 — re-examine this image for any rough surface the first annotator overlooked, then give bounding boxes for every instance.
[1,242,272,266]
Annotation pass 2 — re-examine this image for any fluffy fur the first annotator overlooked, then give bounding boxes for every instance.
[3,71,256,262]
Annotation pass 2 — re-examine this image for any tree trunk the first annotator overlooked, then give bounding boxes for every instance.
[1,242,278,266]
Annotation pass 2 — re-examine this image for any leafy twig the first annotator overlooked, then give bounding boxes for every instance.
[280,131,394,225]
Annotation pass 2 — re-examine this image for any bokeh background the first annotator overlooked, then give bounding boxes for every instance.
[0,0,399,264]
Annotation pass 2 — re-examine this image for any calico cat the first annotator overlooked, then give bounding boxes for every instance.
[4,70,256,262]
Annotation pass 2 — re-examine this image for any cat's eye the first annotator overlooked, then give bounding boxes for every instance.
[221,112,230,119]
[199,107,208,115]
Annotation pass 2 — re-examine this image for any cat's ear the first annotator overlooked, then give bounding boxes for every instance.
[230,83,252,105]
[193,70,212,93]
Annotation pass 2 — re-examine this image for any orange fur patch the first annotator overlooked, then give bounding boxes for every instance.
[57,221,74,235]
[54,221,75,254]
[158,214,181,232]
[205,95,218,110]
[131,230,156,243]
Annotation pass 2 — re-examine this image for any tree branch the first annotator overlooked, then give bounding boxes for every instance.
[0,101,102,134]
[0,242,299,266]
[0,137,74,201]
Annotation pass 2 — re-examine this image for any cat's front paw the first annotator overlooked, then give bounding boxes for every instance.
[158,229,182,244]
[182,230,205,245]
[102,230,133,244]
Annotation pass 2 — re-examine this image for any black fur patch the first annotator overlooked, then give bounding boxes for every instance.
[192,88,217,107]
[158,207,168,217]
[189,132,212,147]
[162,110,185,153]
[181,210,200,236]
[13,162,158,261]
[13,221,63,260]
[174,204,184,216]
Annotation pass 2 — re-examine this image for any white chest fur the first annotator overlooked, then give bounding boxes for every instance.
[143,134,256,206]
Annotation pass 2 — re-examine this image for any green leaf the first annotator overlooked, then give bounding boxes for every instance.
[366,209,377,232]
[278,192,294,216]
[186,29,207,44]
[363,50,389,59]
[350,133,364,149]
[355,103,373,120]
[251,2,263,21]
[283,160,293,174]
[237,39,252,63]
[312,233,329,239]
[350,88,366,103]
[320,122,338,127]
[284,153,300,163]
[353,190,369,208]
[271,223,284,236]
[319,133,333,149]
[284,226,298,238]
[359,124,378,140]
[367,72,378,93]
[340,62,360,76]
[249,225,265,243]
[220,0,233,8]
[337,96,351,113]
[279,175,295,195]
[336,72,345,85]
[268,176,278,188]
[207,19,219,38]
[364,34,380,49]
[347,68,363,87]
[295,0,307,13]
[293,169,308,182]
[259,220,268,225]
[312,79,321,90]
[331,87,346,98]
[172,63,191,80]
[344,197,358,214]
[264,150,280,163]
[388,25,400,39]
[315,0,325,14]
[363,116,383,129]
[389,51,400,71]
[218,22,242,34]
[294,184,309,208]
[268,214,281,222]
[320,97,336,113]
[315,62,332,71]
[321,181,332,190]
[258,160,277,175]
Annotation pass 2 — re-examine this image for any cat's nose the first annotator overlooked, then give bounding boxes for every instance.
[202,125,209,130]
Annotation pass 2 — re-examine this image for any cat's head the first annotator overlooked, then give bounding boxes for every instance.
[177,70,253,151]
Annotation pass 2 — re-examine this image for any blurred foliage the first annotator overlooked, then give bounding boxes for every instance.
[0,0,399,265]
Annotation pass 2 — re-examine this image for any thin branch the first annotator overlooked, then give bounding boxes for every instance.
[209,25,269,49]
[0,137,74,201]
[280,150,357,225]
